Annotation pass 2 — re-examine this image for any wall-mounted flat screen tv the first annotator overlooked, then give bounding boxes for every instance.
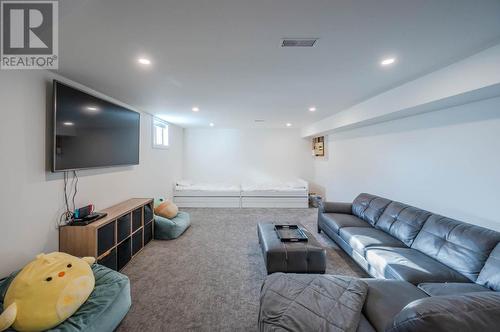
[52,80,140,172]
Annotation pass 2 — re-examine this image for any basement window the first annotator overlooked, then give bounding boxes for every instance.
[152,118,169,149]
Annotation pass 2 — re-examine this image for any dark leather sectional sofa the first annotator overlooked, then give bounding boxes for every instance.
[318,193,500,331]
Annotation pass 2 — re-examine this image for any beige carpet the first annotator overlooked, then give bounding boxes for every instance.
[117,208,366,332]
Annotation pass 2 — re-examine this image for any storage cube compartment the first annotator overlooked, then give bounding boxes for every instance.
[97,248,117,271]
[132,229,143,256]
[144,221,153,245]
[117,214,131,243]
[132,207,142,232]
[97,221,115,256]
[144,204,153,223]
[117,237,132,270]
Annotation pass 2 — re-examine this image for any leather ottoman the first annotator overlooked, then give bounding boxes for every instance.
[258,223,326,274]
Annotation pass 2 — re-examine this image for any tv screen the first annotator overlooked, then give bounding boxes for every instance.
[53,81,140,172]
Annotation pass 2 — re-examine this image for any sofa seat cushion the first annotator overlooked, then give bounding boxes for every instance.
[0,264,131,332]
[417,282,491,296]
[320,213,370,234]
[366,247,470,284]
[362,279,427,332]
[339,227,406,256]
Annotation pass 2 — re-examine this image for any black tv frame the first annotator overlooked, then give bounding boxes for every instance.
[52,80,140,172]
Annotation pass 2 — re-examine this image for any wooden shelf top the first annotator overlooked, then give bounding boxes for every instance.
[63,198,153,230]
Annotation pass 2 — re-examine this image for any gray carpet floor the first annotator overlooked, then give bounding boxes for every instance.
[117,208,366,332]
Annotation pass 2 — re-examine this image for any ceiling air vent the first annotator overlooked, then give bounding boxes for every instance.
[254,119,265,123]
[281,38,318,47]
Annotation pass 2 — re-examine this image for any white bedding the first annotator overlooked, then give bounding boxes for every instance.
[241,179,308,193]
[175,179,308,192]
[175,181,240,192]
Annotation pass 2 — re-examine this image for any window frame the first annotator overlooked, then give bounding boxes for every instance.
[152,117,170,149]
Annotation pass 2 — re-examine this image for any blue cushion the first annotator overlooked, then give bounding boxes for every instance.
[154,211,191,240]
[0,264,131,332]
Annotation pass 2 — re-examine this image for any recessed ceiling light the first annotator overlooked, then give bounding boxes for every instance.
[138,58,151,65]
[380,57,396,66]
[209,123,215,127]
[63,122,74,126]
[192,107,200,112]
[86,106,99,111]
[286,123,292,127]
[308,106,316,112]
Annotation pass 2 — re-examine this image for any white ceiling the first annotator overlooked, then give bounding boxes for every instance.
[58,0,500,128]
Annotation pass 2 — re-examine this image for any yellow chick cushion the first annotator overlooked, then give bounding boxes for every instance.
[0,252,96,332]
[154,199,179,219]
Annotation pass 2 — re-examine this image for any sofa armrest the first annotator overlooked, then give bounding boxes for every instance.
[319,202,352,214]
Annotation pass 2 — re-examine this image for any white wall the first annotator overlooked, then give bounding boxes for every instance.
[0,71,183,277]
[313,96,500,231]
[183,128,313,184]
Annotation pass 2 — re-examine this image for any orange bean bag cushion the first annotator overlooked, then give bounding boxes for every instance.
[154,199,178,219]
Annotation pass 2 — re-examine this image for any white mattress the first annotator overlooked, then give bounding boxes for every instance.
[175,181,240,196]
[240,189,307,197]
[241,180,308,197]
[174,189,241,197]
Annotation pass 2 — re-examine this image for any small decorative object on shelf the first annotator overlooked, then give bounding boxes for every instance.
[312,136,325,157]
[309,193,323,208]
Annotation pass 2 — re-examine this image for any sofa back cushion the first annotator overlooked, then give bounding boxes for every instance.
[352,193,392,226]
[412,215,500,281]
[376,201,431,247]
[388,292,500,332]
[477,243,500,291]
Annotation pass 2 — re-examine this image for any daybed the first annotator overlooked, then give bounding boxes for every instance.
[173,179,309,208]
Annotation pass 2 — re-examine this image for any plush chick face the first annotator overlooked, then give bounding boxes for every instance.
[3,252,95,332]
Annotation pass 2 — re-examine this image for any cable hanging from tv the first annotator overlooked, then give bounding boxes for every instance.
[58,170,78,226]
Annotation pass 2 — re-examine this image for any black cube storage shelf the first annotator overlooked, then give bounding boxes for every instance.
[59,198,155,272]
